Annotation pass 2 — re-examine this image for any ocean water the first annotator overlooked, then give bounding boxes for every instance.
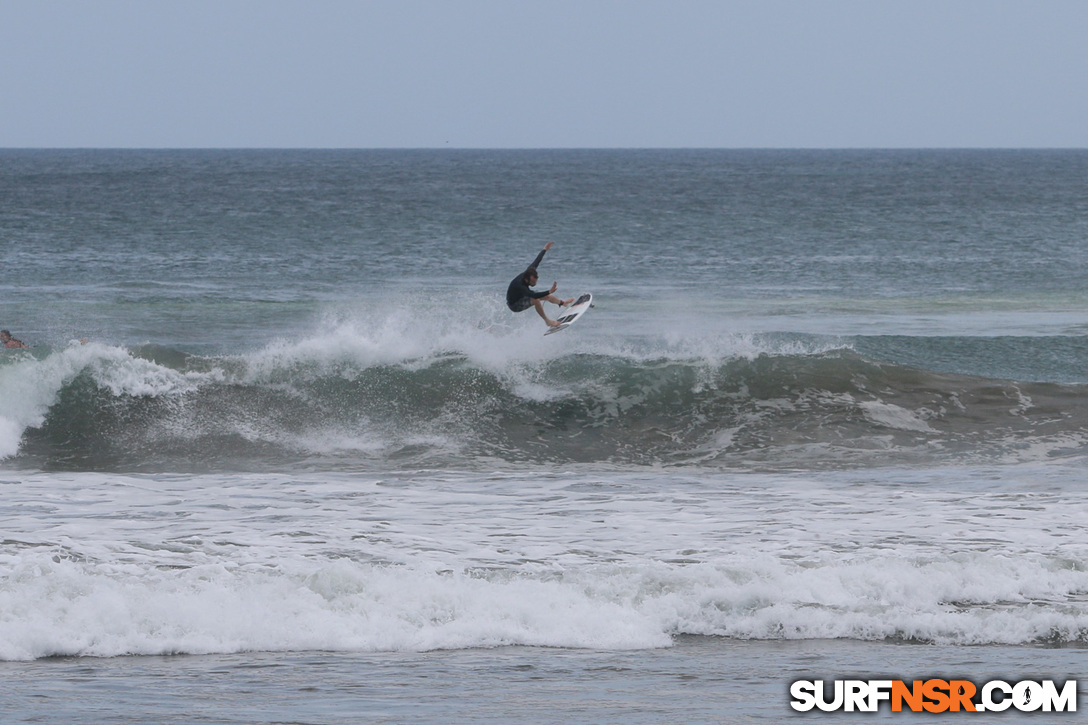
[2,149,1088,722]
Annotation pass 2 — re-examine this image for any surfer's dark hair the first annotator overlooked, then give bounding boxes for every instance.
[522,268,539,282]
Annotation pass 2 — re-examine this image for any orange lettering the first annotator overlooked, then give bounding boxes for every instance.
[922,679,950,713]
[892,680,924,712]
[948,680,977,712]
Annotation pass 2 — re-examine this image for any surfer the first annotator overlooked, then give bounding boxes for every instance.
[1,330,29,349]
[506,242,574,328]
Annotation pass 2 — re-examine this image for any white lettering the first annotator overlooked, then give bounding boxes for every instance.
[791,677,1077,713]
[867,680,893,711]
[1040,680,1078,712]
[1014,680,1043,711]
[844,680,869,712]
[789,680,816,712]
[981,680,1012,712]
[814,680,844,712]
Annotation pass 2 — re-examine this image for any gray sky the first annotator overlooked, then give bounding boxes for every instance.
[2,0,1086,148]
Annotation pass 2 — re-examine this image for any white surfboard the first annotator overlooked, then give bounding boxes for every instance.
[544,293,593,335]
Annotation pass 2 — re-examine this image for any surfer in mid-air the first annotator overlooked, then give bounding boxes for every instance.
[506,242,574,328]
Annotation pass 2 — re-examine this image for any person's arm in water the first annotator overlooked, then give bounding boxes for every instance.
[0,331,29,348]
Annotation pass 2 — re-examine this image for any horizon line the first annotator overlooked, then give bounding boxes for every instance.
[3,145,1087,152]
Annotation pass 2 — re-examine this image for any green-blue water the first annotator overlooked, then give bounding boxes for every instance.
[2,150,1087,722]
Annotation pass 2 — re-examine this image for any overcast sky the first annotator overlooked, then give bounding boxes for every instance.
[2,0,1086,148]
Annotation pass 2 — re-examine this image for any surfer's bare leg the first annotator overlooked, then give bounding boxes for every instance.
[532,298,562,327]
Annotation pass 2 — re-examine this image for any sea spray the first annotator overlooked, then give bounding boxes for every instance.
[7,317,1088,470]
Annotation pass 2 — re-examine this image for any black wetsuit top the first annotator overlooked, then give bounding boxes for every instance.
[505,247,551,312]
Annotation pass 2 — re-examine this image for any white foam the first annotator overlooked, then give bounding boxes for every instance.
[4,545,1086,660]
[858,399,935,432]
[0,342,220,459]
[3,465,1088,659]
[0,555,667,660]
[239,297,848,379]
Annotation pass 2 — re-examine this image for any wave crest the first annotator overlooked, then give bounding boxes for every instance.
[5,326,1088,471]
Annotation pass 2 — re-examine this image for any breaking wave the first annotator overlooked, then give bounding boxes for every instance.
[4,316,1088,472]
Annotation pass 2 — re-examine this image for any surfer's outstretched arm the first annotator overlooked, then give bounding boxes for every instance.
[527,241,554,271]
[532,282,575,326]
[507,243,571,326]
[544,282,573,308]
